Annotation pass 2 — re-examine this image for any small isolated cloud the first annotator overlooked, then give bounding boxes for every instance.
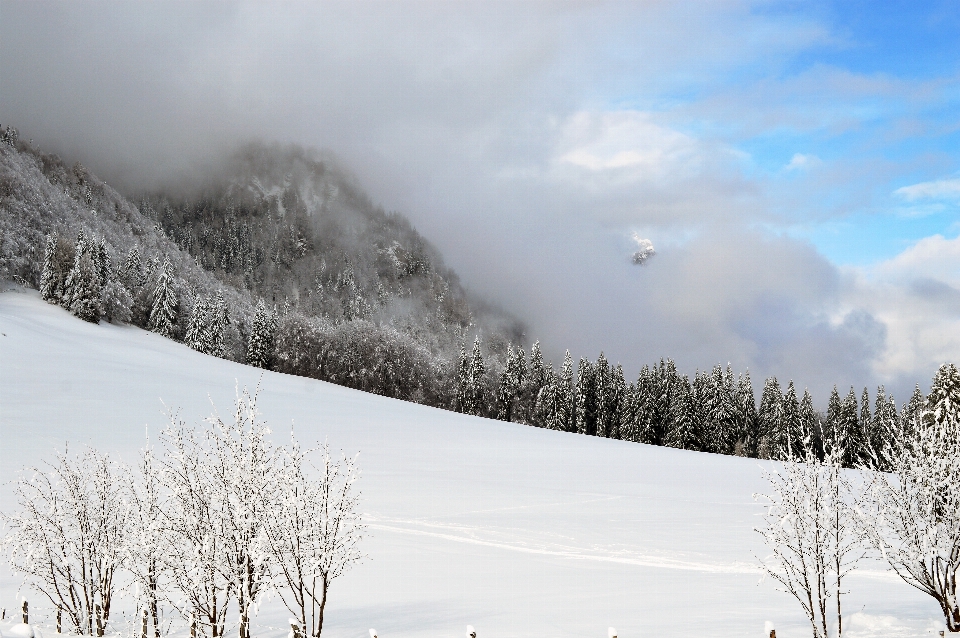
[785,153,821,172]
[631,233,656,265]
[894,177,960,201]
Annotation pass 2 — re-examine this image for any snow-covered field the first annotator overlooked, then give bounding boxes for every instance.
[0,289,944,638]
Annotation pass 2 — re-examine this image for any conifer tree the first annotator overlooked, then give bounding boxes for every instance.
[207,290,229,358]
[246,300,277,369]
[149,258,178,338]
[758,377,782,459]
[799,388,819,456]
[839,387,861,467]
[496,344,520,422]
[608,364,626,440]
[575,358,596,435]
[64,233,103,323]
[825,385,843,450]
[666,375,698,450]
[61,230,87,310]
[455,342,470,413]
[595,353,611,437]
[39,233,60,302]
[557,350,574,432]
[775,381,802,460]
[736,370,758,457]
[185,296,209,353]
[925,362,960,428]
[123,246,144,290]
[100,279,133,324]
[468,336,485,416]
[901,383,925,439]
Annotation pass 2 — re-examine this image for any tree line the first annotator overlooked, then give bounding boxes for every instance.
[38,227,934,467]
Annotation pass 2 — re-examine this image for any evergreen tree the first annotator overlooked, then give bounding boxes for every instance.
[496,344,521,422]
[557,350,574,432]
[901,383,925,439]
[666,375,698,450]
[185,296,209,353]
[799,389,819,457]
[775,381,802,460]
[595,353,611,438]
[736,370,758,457]
[468,336,486,416]
[61,230,87,309]
[39,233,60,302]
[824,385,843,452]
[207,290,229,358]
[149,258,178,338]
[839,387,861,467]
[100,279,133,324]
[608,364,626,440]
[246,300,277,369]
[575,358,596,435]
[122,246,144,290]
[925,362,960,428]
[455,342,471,413]
[869,386,897,469]
[758,377,782,459]
[64,234,103,323]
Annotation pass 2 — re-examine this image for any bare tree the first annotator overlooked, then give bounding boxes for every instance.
[756,440,862,637]
[1,448,127,636]
[266,440,365,637]
[857,405,960,631]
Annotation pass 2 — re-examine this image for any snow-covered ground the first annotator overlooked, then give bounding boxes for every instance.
[0,289,945,638]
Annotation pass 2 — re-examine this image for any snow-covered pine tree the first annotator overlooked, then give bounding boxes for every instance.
[666,375,698,450]
[64,238,104,323]
[93,237,110,286]
[186,296,210,352]
[901,383,925,440]
[246,300,276,369]
[61,230,86,309]
[775,381,802,460]
[608,364,626,440]
[100,279,133,324]
[594,353,611,438]
[868,386,897,470]
[39,233,61,302]
[736,370,758,457]
[858,387,872,465]
[839,387,861,467]
[207,290,229,358]
[557,350,574,432]
[496,344,520,421]
[575,358,596,435]
[455,342,470,413]
[758,377,782,459]
[824,385,842,450]
[122,246,144,290]
[468,336,486,416]
[149,258,178,338]
[926,362,960,428]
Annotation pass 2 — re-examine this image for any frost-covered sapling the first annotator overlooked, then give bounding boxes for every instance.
[265,440,365,637]
[756,439,863,638]
[1,448,127,636]
[857,363,960,632]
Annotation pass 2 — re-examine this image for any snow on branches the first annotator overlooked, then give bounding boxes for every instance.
[1,387,365,638]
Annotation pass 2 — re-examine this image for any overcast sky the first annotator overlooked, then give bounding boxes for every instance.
[2,1,959,405]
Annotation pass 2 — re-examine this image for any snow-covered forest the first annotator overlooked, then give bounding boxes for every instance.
[0,128,942,468]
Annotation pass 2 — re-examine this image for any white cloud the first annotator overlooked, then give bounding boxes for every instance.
[555,111,702,178]
[894,177,960,201]
[853,234,960,381]
[785,153,821,172]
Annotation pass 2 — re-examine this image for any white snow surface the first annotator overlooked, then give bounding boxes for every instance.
[0,289,944,637]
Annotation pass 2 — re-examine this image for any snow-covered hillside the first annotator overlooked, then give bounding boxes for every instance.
[0,289,942,638]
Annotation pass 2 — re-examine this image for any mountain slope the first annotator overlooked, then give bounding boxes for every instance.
[0,289,937,638]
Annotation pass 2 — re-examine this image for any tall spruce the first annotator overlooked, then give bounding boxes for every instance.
[246,300,277,369]
[149,258,178,338]
[758,377,782,459]
[468,336,486,417]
